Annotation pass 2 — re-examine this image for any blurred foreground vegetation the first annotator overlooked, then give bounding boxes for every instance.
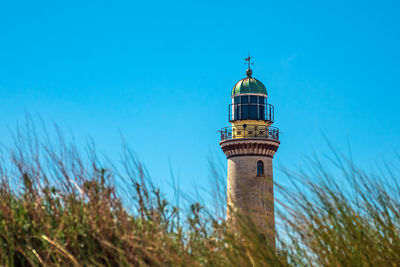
[0,121,399,266]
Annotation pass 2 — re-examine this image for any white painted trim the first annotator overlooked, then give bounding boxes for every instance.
[231,93,268,98]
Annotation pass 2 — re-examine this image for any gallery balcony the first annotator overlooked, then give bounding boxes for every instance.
[219,125,280,141]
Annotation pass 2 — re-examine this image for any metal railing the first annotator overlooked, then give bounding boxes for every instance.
[229,103,274,122]
[219,124,280,141]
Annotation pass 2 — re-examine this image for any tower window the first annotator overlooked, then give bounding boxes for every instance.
[257,160,264,176]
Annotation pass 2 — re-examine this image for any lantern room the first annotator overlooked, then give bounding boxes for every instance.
[229,69,274,123]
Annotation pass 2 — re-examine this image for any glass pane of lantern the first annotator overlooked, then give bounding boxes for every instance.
[260,105,265,120]
[249,105,258,119]
[241,104,249,119]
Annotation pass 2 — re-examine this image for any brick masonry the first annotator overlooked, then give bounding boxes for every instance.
[220,138,280,245]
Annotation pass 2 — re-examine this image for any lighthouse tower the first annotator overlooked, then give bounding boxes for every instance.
[219,57,280,245]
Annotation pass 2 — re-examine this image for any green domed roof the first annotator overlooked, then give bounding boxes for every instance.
[231,76,267,96]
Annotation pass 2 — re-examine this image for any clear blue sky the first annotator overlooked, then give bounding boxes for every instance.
[0,0,399,198]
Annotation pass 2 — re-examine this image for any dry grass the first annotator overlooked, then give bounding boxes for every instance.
[0,119,399,266]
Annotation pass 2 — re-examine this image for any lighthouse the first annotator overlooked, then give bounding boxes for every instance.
[219,57,280,245]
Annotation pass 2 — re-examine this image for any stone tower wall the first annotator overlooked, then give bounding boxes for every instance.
[220,138,279,246]
[227,155,275,242]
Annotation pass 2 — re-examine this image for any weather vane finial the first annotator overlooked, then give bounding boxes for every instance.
[244,54,253,77]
